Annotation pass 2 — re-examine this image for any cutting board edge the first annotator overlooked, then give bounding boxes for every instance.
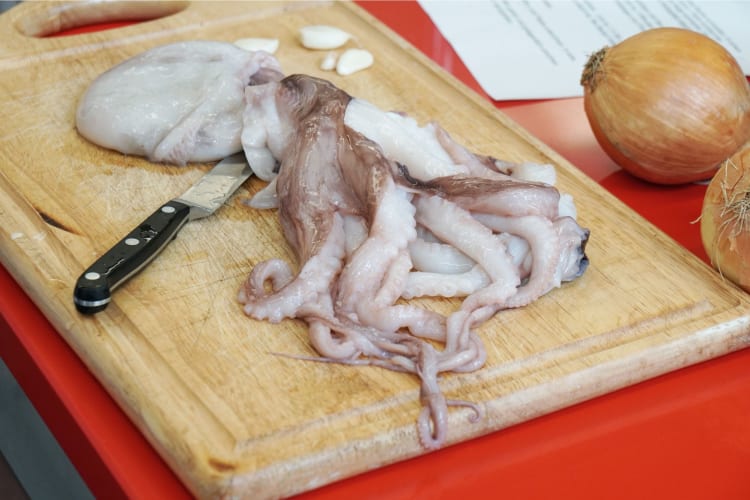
[200,312,750,499]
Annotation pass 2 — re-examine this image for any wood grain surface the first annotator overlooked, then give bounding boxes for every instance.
[1,1,749,498]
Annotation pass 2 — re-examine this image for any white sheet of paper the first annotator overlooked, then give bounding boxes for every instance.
[418,0,750,100]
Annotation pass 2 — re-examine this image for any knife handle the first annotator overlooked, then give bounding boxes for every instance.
[73,201,191,314]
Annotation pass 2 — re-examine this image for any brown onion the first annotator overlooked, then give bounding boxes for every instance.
[581,27,750,185]
[701,144,750,292]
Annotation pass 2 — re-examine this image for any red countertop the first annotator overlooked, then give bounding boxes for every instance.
[1,2,749,499]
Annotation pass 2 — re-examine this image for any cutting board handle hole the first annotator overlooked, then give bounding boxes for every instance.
[14,1,188,37]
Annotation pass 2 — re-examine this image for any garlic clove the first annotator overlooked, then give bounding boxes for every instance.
[336,48,373,76]
[299,25,351,50]
[234,37,280,54]
[320,51,338,71]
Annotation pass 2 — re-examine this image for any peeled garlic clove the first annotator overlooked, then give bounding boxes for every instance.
[299,25,351,50]
[320,51,338,71]
[336,48,373,76]
[234,37,280,54]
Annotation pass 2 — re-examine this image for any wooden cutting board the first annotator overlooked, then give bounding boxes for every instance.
[1,1,749,498]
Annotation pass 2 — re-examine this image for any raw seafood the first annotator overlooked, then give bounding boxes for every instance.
[238,74,589,449]
[74,40,589,449]
[75,41,283,165]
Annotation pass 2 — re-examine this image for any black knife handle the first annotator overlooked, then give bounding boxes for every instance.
[73,201,191,314]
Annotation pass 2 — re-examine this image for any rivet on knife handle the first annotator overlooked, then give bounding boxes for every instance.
[73,201,192,314]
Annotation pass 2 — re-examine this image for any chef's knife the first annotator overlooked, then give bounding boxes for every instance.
[73,153,253,314]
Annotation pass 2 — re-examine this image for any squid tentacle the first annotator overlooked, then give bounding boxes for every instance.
[235,74,590,452]
[240,212,347,323]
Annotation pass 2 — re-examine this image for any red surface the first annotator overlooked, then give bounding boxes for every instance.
[1,1,749,498]
[54,21,139,36]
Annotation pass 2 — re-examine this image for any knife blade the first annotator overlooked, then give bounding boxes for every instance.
[73,153,253,314]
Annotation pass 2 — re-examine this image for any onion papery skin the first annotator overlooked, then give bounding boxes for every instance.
[701,145,750,292]
[582,27,750,185]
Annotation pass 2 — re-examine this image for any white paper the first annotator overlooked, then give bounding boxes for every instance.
[418,0,750,100]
